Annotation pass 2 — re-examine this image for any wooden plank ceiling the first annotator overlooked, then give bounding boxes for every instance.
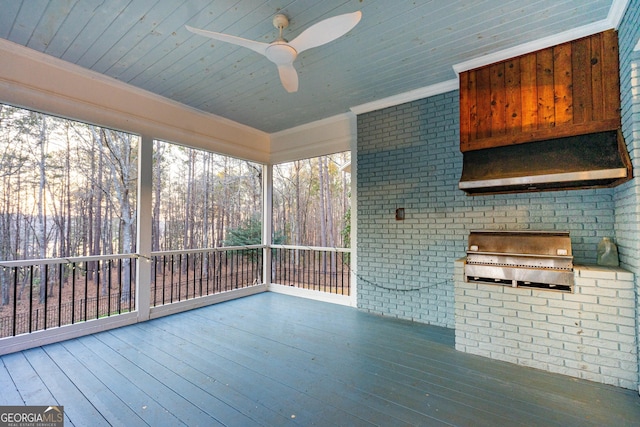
[0,0,615,133]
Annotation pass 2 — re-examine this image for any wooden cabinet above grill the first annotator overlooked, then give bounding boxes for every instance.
[459,30,621,152]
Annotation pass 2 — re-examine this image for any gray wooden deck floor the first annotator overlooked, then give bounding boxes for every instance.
[1,292,639,426]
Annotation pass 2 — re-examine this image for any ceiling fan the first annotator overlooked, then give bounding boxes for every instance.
[186,11,362,93]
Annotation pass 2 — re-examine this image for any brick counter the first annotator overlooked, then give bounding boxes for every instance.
[454,259,637,389]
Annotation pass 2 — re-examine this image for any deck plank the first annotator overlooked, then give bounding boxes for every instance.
[95,329,270,426]
[22,347,108,427]
[0,358,23,405]
[43,341,150,426]
[59,337,195,426]
[1,292,639,426]
[1,352,56,405]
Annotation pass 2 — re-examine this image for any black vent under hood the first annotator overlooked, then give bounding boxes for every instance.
[459,130,632,195]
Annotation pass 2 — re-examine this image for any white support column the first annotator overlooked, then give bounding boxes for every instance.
[262,164,273,286]
[136,135,153,321]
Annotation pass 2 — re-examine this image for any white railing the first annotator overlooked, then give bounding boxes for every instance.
[0,254,137,339]
[150,245,264,307]
[270,245,351,296]
[0,245,352,353]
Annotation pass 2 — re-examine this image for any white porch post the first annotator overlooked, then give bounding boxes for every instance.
[262,164,273,286]
[136,135,153,320]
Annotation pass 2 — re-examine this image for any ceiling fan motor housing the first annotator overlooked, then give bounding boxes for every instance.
[272,14,289,30]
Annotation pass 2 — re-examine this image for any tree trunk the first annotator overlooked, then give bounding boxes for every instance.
[87,131,95,263]
[318,157,327,248]
[184,151,193,251]
[102,130,136,302]
[322,157,337,274]
[0,176,9,305]
[36,114,48,303]
[317,158,327,276]
[202,153,211,276]
[152,141,163,252]
[58,121,71,259]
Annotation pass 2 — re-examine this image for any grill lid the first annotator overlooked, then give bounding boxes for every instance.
[467,230,572,258]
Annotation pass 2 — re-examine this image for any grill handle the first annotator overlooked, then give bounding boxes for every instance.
[466,250,574,260]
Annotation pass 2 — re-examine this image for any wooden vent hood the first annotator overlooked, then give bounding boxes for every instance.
[458,30,632,195]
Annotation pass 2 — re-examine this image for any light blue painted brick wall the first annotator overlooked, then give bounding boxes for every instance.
[616,0,640,271]
[357,91,620,328]
[615,0,640,393]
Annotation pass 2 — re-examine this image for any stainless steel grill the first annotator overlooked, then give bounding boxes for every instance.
[464,230,574,291]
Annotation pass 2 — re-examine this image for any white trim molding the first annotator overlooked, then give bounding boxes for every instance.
[607,0,631,29]
[149,285,267,319]
[269,112,356,164]
[350,79,459,115]
[0,312,138,356]
[268,283,353,307]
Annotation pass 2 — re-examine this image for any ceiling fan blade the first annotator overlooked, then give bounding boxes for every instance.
[276,63,299,93]
[289,11,361,54]
[186,25,269,55]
